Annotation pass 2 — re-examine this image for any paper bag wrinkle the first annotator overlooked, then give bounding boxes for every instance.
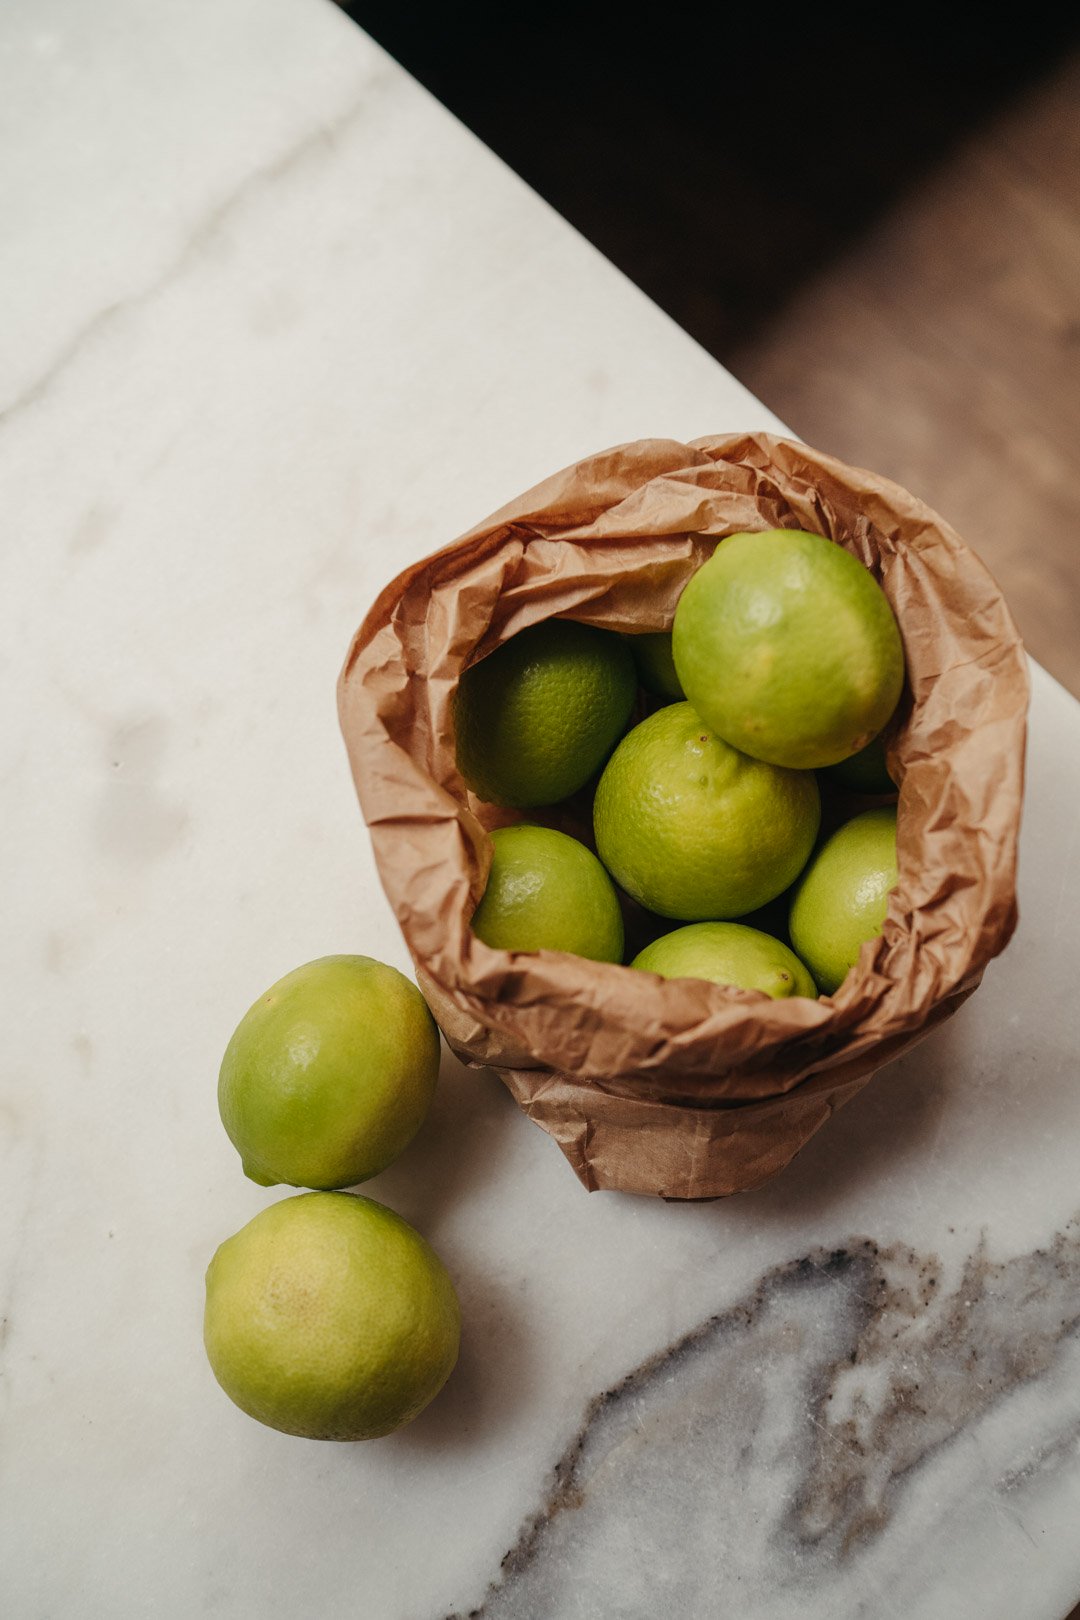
[338,434,1028,1199]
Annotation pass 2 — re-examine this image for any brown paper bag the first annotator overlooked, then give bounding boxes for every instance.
[338,435,1029,1198]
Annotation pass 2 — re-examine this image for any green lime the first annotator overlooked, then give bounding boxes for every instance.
[471,823,624,962]
[673,529,904,770]
[627,632,684,700]
[218,956,439,1190]
[204,1192,460,1441]
[789,806,898,993]
[455,619,636,807]
[632,921,817,997]
[593,703,820,920]
[821,733,896,795]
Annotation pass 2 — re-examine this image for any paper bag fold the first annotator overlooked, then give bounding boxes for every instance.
[339,435,1028,1198]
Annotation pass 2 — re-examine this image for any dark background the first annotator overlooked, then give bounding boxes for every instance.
[334,6,1080,698]
[336,7,1077,355]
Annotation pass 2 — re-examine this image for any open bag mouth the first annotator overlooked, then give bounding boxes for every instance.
[338,434,1029,1197]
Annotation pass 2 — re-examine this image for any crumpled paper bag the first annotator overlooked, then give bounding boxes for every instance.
[338,435,1029,1198]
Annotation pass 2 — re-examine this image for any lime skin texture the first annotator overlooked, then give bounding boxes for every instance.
[203,1192,461,1442]
[471,822,624,963]
[218,955,440,1191]
[593,703,821,922]
[632,921,817,998]
[673,529,904,771]
[789,806,899,994]
[455,619,637,807]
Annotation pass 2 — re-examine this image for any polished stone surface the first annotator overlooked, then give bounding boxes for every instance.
[2,2,1079,1617]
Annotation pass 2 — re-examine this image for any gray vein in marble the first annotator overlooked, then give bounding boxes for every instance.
[449,1221,1080,1619]
[0,74,388,428]
[996,1415,1080,1495]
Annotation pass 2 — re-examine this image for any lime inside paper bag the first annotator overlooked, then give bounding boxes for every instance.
[338,435,1029,1199]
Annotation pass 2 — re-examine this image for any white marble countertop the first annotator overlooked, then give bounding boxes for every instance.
[3,2,1080,1616]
